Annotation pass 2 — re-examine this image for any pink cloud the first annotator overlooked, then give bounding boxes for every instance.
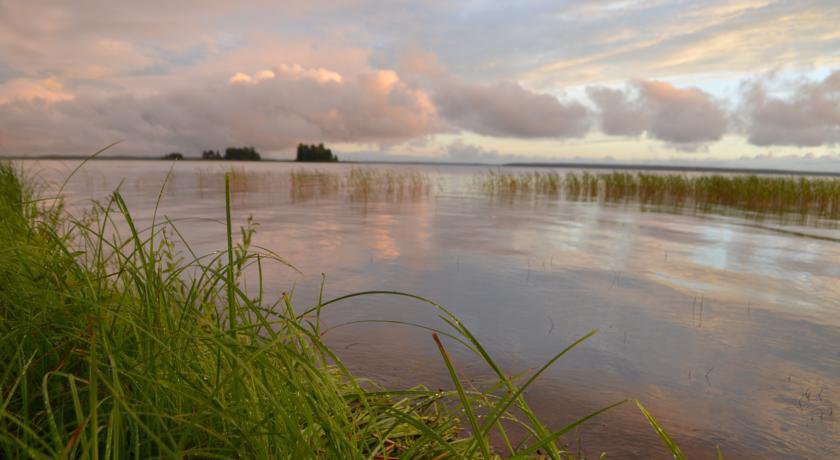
[588,80,728,149]
[0,64,439,156]
[739,69,840,146]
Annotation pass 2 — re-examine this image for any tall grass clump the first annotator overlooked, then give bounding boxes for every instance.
[474,171,562,196]
[194,166,273,194]
[347,168,433,200]
[290,169,341,201]
[0,161,691,458]
[290,167,434,202]
[475,170,840,221]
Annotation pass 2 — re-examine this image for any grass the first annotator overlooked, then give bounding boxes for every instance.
[195,167,269,193]
[474,171,563,196]
[475,170,840,222]
[292,167,434,202]
[290,169,341,198]
[0,160,687,458]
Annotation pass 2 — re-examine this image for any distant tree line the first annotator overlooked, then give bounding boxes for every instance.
[162,147,261,161]
[163,144,339,162]
[221,147,261,161]
[296,143,338,162]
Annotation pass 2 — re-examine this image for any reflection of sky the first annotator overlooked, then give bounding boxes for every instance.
[26,160,840,458]
[691,225,734,271]
[367,213,400,260]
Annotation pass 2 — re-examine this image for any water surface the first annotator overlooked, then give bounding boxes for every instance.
[25,160,840,459]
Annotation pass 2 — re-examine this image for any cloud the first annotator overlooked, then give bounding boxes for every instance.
[434,80,590,138]
[0,64,438,156]
[0,77,73,104]
[228,66,342,86]
[588,80,728,148]
[636,80,728,146]
[739,151,840,165]
[0,1,837,160]
[520,1,840,88]
[390,48,591,140]
[585,86,647,136]
[446,140,502,162]
[739,69,840,146]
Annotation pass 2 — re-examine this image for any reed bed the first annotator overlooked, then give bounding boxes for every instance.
[475,170,840,220]
[0,162,689,458]
[194,166,275,193]
[291,167,434,201]
[474,171,564,196]
[290,168,341,199]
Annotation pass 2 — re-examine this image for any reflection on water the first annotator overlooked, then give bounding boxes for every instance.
[25,160,840,458]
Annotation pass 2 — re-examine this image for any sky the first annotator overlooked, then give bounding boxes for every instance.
[0,0,838,170]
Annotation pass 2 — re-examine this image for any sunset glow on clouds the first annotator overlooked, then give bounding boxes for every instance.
[0,0,837,168]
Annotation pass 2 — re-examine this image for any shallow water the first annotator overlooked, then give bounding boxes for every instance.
[24,160,840,458]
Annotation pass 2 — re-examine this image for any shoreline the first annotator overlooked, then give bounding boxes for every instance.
[5,155,840,177]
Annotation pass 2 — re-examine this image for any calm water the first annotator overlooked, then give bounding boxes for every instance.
[25,160,840,458]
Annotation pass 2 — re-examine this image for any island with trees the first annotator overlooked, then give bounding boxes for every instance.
[192,147,260,161]
[296,143,338,162]
[162,152,184,160]
[163,144,341,162]
[223,146,261,161]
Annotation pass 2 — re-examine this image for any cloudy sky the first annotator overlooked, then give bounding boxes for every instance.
[0,0,838,169]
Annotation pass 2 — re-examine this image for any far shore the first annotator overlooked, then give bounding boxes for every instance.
[4,154,840,177]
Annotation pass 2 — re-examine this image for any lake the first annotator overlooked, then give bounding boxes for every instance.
[24,159,840,458]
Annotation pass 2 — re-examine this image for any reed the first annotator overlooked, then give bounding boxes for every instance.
[475,170,840,221]
[474,170,563,196]
[290,168,341,200]
[194,166,270,193]
[0,161,686,458]
[291,167,434,201]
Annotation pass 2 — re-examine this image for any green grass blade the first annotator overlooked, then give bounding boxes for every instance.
[432,332,491,459]
[225,173,236,334]
[636,400,686,460]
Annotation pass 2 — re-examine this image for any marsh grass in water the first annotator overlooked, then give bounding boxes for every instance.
[474,171,564,196]
[195,167,272,194]
[0,161,689,458]
[291,167,435,202]
[476,170,840,223]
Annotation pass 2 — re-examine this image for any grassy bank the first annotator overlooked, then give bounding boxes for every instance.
[0,162,682,458]
[476,171,840,221]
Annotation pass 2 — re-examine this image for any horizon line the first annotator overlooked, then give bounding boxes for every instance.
[3,154,840,177]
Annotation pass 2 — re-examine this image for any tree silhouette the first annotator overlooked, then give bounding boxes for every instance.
[296,143,338,162]
[223,147,261,161]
